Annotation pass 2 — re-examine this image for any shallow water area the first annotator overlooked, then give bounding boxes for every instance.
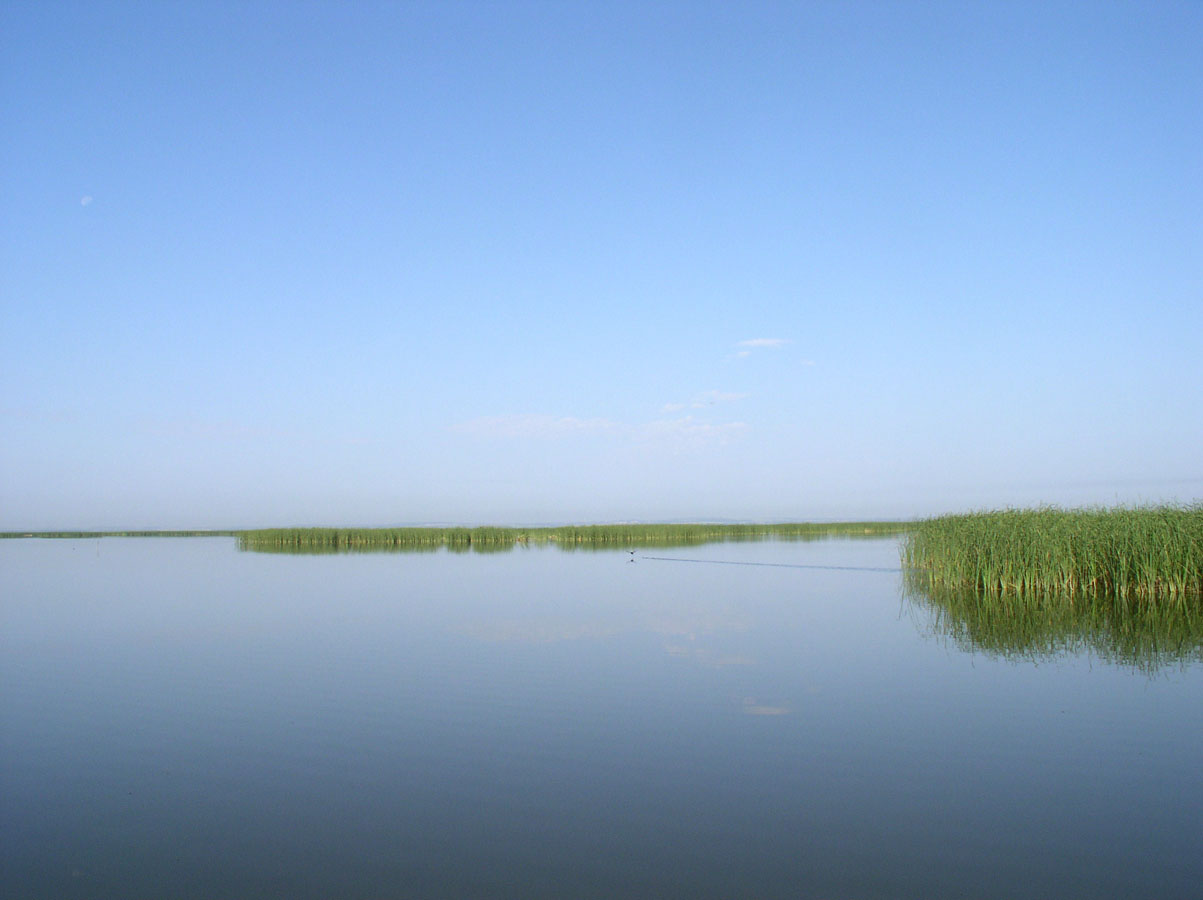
[2,536,1201,898]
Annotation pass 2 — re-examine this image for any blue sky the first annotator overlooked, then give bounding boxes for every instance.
[2,1,1200,529]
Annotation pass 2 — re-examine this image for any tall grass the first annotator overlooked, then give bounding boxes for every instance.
[236,521,907,554]
[902,506,1203,603]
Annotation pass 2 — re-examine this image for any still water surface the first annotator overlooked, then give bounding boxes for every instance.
[2,537,1201,898]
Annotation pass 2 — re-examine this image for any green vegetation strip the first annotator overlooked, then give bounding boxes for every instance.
[903,506,1203,603]
[235,522,907,553]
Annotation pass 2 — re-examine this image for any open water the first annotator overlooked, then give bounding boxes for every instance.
[2,537,1200,898]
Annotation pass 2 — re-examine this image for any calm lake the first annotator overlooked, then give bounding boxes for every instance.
[2,536,1201,899]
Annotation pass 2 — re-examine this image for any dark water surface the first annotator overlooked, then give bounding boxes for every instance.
[2,537,1201,899]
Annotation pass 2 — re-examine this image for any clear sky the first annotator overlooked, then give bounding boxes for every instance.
[2,1,1200,529]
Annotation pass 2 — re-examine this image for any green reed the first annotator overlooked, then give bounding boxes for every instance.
[236,521,907,554]
[902,506,1203,603]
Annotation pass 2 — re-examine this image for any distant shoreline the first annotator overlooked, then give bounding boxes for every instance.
[7,508,1199,604]
[0,521,908,543]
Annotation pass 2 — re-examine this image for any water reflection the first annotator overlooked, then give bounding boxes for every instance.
[906,575,1203,672]
[6,537,1203,899]
[552,532,892,552]
[239,541,448,555]
[741,698,790,716]
[459,603,753,649]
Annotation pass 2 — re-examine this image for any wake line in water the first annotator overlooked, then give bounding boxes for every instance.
[640,556,902,573]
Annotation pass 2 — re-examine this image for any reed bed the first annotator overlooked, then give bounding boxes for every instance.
[236,521,907,554]
[903,506,1203,603]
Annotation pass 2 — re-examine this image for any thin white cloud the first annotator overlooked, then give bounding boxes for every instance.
[663,390,747,413]
[731,338,791,360]
[637,415,747,444]
[690,389,747,407]
[736,338,790,348]
[80,196,93,206]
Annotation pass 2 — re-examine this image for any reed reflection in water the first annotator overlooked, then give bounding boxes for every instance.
[905,573,1203,673]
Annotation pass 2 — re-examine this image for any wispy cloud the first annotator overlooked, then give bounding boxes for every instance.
[733,337,791,359]
[661,389,747,413]
[80,195,93,206]
[692,389,747,406]
[637,416,748,448]
[737,338,790,349]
